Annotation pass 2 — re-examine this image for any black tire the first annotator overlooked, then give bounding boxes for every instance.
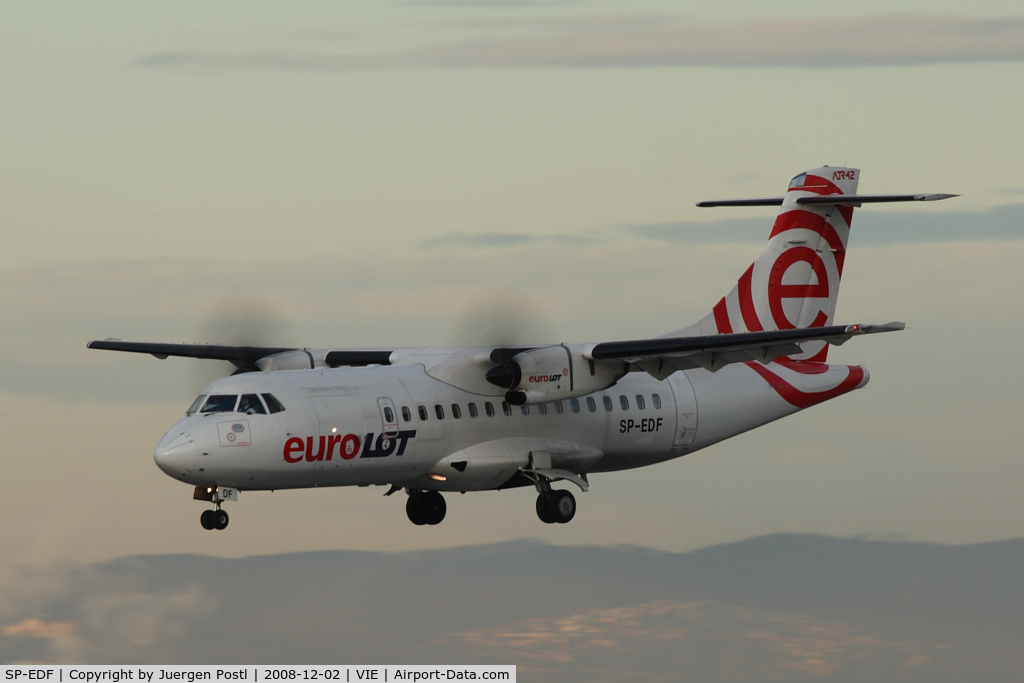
[200,509,215,530]
[406,495,427,525]
[213,509,229,530]
[422,491,447,525]
[536,493,556,524]
[552,490,576,524]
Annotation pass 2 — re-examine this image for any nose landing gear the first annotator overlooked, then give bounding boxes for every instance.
[194,485,237,531]
[406,490,447,525]
[200,508,229,530]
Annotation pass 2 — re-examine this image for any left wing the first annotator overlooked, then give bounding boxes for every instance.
[586,322,904,376]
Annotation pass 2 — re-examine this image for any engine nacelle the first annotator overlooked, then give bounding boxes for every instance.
[485,344,626,405]
[254,350,315,372]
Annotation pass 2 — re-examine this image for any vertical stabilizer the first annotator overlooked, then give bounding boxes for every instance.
[670,167,861,362]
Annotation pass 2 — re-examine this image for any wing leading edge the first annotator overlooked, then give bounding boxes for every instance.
[586,322,904,376]
[86,340,393,372]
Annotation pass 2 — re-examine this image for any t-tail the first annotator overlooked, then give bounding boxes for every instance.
[669,166,955,362]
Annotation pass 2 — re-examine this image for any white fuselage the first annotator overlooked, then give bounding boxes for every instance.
[154,349,866,493]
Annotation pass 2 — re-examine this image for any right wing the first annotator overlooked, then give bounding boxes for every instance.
[87,339,394,372]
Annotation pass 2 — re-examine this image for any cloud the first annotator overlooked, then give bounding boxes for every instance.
[1,618,76,639]
[138,14,1024,71]
[451,599,929,678]
[419,229,603,249]
[4,538,1006,671]
[420,231,543,249]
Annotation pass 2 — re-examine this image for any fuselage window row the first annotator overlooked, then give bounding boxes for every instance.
[389,393,663,425]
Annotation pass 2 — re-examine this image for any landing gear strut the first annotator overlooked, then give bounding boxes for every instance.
[194,486,236,531]
[200,508,229,530]
[536,489,576,524]
[406,490,447,525]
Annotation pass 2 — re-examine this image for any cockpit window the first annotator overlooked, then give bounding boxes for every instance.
[186,395,207,416]
[261,393,286,414]
[238,394,267,415]
[789,172,807,189]
[201,394,238,413]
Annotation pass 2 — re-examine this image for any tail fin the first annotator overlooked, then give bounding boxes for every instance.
[672,166,861,362]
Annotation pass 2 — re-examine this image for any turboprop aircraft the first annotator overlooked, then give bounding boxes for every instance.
[89,167,955,531]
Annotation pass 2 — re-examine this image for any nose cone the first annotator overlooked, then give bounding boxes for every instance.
[154,430,198,480]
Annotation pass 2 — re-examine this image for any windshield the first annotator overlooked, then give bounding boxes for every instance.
[186,395,207,416]
[238,394,266,415]
[201,394,238,413]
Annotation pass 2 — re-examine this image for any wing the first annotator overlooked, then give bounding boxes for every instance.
[86,340,393,372]
[586,322,905,377]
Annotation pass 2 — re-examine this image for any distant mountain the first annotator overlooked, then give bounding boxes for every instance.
[2,535,1022,682]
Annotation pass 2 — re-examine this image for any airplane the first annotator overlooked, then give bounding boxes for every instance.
[89,166,955,531]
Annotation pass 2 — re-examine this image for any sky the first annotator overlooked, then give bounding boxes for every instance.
[1,0,1023,573]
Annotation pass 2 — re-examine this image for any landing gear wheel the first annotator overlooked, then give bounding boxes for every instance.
[406,491,447,525]
[200,509,215,530]
[536,493,556,524]
[406,495,427,525]
[212,509,229,530]
[421,491,446,525]
[551,490,576,524]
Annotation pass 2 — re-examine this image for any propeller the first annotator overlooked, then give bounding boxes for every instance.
[445,287,560,348]
[188,294,293,394]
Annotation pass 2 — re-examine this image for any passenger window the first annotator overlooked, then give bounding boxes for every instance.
[262,394,286,414]
[418,405,429,421]
[238,394,266,415]
[400,406,410,422]
[452,404,462,419]
[537,404,548,415]
[502,401,512,416]
[620,395,629,411]
[201,395,238,413]
[485,402,495,417]
[569,398,580,414]
[636,394,646,410]
[587,397,597,413]
[521,406,530,416]
[435,404,445,420]
[468,403,478,418]
[383,406,395,423]
[553,401,564,414]
[652,393,662,410]
[603,396,613,412]
[186,394,207,416]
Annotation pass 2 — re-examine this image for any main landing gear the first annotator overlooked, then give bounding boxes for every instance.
[200,508,229,530]
[406,490,447,526]
[536,489,576,524]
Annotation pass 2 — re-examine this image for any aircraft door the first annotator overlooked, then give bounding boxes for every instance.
[667,372,698,451]
[308,388,365,467]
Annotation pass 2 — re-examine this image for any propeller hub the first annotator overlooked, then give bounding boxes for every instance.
[485,361,521,390]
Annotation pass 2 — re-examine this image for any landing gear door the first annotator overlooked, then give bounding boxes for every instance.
[668,373,698,451]
[377,397,399,435]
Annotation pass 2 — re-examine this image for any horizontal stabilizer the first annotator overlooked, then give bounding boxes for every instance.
[796,193,958,206]
[697,194,957,208]
[695,197,785,207]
